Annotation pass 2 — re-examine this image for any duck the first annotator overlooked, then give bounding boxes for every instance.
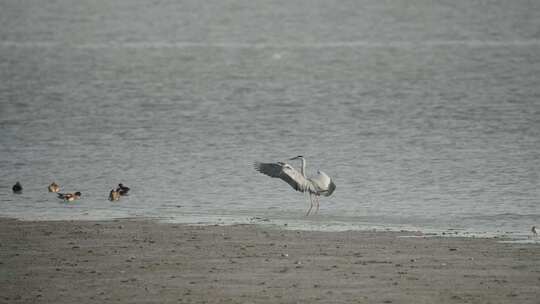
[109,188,120,201]
[12,182,22,194]
[57,191,82,202]
[48,182,60,193]
[116,183,130,196]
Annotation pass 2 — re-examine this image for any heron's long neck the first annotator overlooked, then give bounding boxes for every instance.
[300,158,306,177]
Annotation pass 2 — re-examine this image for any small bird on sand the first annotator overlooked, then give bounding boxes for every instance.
[116,183,130,196]
[109,188,120,201]
[48,182,60,193]
[12,182,22,194]
[57,191,82,202]
[532,226,538,237]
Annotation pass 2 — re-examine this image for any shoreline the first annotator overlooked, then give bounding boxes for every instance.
[2,212,535,242]
[1,217,539,303]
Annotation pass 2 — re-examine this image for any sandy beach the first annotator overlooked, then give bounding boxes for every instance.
[0,218,538,304]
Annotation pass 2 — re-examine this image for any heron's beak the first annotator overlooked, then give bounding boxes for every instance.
[289,156,298,160]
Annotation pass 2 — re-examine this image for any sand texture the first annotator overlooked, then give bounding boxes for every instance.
[0,218,539,303]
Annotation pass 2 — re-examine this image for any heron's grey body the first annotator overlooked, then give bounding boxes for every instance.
[254,156,336,215]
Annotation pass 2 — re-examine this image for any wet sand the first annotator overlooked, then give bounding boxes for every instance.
[0,217,539,303]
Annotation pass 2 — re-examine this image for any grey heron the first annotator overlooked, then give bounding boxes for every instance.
[254,156,336,216]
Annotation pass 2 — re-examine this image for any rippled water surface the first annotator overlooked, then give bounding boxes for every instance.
[1,0,540,239]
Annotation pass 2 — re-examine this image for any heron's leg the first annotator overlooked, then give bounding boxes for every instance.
[315,195,320,214]
[306,193,313,216]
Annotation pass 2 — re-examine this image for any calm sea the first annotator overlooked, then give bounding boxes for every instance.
[1,0,539,240]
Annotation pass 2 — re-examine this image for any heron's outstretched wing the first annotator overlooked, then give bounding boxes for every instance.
[254,162,314,193]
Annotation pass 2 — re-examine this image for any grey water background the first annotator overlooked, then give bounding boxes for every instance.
[1,0,539,239]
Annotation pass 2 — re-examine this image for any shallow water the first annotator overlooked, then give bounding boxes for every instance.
[1,0,539,240]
